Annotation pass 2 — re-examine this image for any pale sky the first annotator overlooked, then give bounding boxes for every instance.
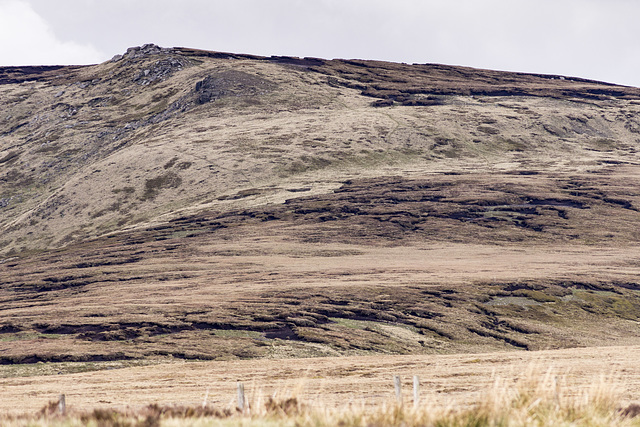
[1,0,639,87]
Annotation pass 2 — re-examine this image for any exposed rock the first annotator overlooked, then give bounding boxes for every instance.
[132,57,189,85]
[0,196,16,208]
[193,70,276,104]
[87,97,112,108]
[124,43,172,60]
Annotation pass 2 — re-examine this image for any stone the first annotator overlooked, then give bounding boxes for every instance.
[193,71,276,104]
[132,58,187,85]
[124,44,169,60]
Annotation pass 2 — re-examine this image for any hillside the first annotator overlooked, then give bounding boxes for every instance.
[1,44,640,365]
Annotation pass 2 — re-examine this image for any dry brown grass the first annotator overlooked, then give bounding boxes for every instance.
[2,235,640,363]
[3,347,640,425]
[2,345,640,415]
[3,196,640,363]
[1,45,640,257]
[3,45,640,390]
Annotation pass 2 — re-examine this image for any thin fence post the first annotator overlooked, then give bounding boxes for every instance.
[413,375,420,408]
[237,382,245,413]
[58,394,66,415]
[394,375,403,405]
[202,388,209,409]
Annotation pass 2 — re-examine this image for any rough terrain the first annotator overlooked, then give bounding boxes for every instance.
[2,44,640,366]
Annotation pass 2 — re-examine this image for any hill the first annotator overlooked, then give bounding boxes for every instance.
[1,44,640,365]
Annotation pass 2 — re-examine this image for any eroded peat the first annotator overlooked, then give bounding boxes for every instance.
[2,168,640,365]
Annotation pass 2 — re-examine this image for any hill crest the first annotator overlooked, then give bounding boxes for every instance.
[2,44,640,364]
[2,44,640,256]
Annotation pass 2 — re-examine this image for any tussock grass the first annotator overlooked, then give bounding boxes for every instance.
[6,367,640,426]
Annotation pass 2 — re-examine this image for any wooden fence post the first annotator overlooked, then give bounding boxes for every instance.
[237,382,245,413]
[413,376,420,408]
[58,394,66,415]
[394,375,403,405]
[202,388,209,409]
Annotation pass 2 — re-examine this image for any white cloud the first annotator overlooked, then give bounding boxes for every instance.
[0,0,105,65]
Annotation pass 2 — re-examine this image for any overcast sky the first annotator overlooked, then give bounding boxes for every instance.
[1,0,639,87]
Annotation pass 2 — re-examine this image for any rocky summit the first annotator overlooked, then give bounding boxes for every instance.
[1,44,640,365]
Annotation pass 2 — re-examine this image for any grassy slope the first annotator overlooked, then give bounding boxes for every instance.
[2,45,640,364]
[2,45,640,255]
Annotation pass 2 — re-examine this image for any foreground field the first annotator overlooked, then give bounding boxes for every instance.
[2,345,640,417]
[5,388,640,427]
